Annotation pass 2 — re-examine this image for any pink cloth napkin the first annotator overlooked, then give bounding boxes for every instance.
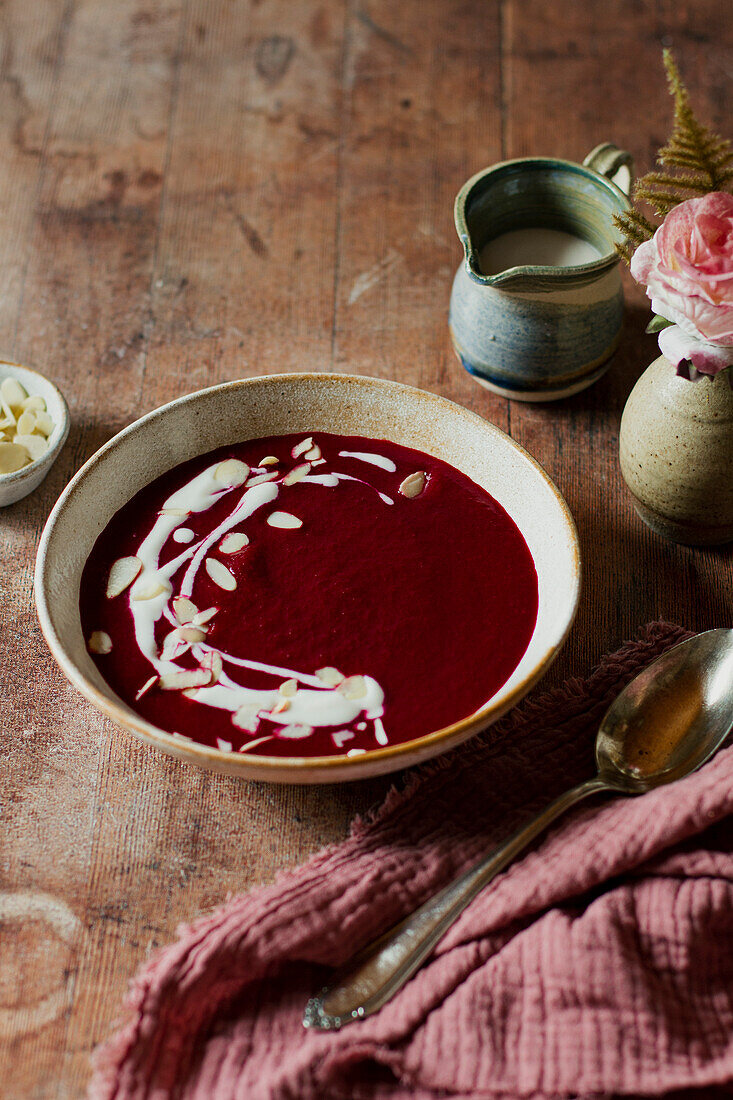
[89,623,733,1100]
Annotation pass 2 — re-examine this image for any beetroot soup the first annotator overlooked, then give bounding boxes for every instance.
[80,433,538,758]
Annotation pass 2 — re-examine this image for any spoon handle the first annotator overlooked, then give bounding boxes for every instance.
[303,776,613,1030]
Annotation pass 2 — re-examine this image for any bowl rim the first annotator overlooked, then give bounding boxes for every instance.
[35,372,581,777]
[0,359,70,483]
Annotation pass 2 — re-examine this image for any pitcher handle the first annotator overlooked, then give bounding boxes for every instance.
[583,143,634,195]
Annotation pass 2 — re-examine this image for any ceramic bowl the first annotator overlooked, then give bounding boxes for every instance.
[35,373,580,783]
[0,361,70,507]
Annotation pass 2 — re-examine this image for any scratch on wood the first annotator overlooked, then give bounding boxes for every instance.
[234,212,268,258]
[348,250,402,305]
[254,35,295,84]
[356,10,413,55]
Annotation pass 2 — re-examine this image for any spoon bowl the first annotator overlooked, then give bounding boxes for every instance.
[597,628,733,791]
[305,628,733,1030]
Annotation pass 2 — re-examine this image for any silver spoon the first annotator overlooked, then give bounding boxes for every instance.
[304,628,733,1030]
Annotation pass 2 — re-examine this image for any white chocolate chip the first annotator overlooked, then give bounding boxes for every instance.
[205,557,237,590]
[173,527,195,544]
[88,630,113,655]
[106,556,142,598]
[267,511,302,529]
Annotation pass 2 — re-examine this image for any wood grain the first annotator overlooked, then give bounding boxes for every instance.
[0,2,731,1095]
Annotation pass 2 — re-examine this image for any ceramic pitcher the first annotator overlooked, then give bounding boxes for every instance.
[449,144,633,401]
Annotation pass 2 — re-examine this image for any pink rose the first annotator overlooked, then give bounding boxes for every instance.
[631,191,733,377]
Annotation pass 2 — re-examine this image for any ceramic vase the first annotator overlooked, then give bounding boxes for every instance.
[619,355,733,546]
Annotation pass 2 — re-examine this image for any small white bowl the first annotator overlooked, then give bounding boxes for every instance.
[0,361,70,507]
[35,373,580,783]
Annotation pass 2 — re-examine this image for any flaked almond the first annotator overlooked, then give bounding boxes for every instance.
[279,678,298,698]
[238,735,272,753]
[303,444,321,461]
[205,557,237,591]
[193,606,218,625]
[399,471,427,498]
[291,436,313,459]
[216,738,233,752]
[160,631,188,662]
[214,458,250,487]
[175,625,207,644]
[277,723,314,739]
[106,555,142,598]
[316,666,344,687]
[135,674,158,700]
[161,507,188,517]
[0,377,26,407]
[133,577,170,601]
[88,630,113,655]
[16,410,36,435]
[271,698,291,715]
[0,441,28,473]
[267,511,302,529]
[246,471,278,487]
[200,650,223,682]
[13,434,48,462]
[33,410,54,437]
[259,455,279,467]
[21,394,46,412]
[220,531,249,553]
[172,527,195,544]
[283,462,310,486]
[338,674,367,700]
[159,668,212,691]
[172,595,198,624]
[232,705,259,732]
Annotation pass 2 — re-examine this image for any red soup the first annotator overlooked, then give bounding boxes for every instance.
[80,433,538,758]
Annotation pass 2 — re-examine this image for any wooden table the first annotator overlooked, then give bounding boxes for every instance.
[1,2,730,1095]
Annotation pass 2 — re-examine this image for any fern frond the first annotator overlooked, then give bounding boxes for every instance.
[616,49,733,264]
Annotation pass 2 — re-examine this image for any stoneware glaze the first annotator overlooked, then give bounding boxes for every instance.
[450,144,632,402]
[0,361,70,507]
[35,373,581,784]
[620,355,733,545]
